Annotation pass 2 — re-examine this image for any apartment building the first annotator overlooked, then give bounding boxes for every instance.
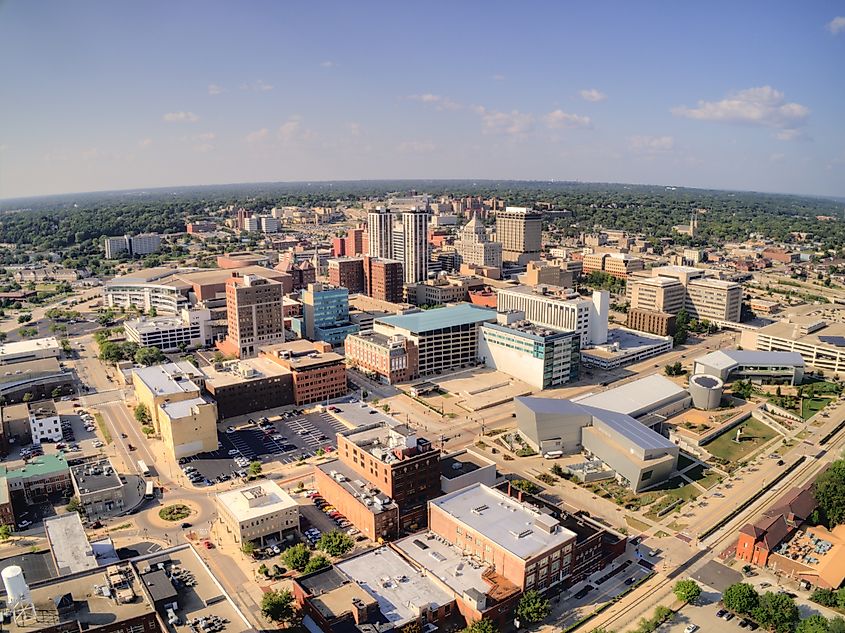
[261,340,347,405]
[496,207,542,264]
[104,233,161,259]
[300,282,359,346]
[363,256,404,303]
[217,480,299,546]
[373,304,496,376]
[400,208,431,284]
[326,257,365,294]
[344,330,419,384]
[496,286,609,348]
[367,208,394,259]
[217,273,286,358]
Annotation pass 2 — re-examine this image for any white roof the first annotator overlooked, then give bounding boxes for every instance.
[574,374,687,417]
[0,337,60,357]
[216,480,297,521]
[133,361,204,396]
[696,349,805,371]
[44,513,98,575]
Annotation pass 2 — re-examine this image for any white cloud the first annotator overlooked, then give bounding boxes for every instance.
[163,111,199,123]
[671,86,809,133]
[240,80,274,92]
[579,88,607,102]
[827,16,845,34]
[544,109,592,129]
[775,129,806,142]
[320,61,336,68]
[476,108,534,136]
[277,117,314,144]
[194,143,214,153]
[207,83,224,95]
[406,94,463,111]
[770,153,786,162]
[398,140,436,153]
[629,135,675,154]
[138,138,153,148]
[245,128,269,143]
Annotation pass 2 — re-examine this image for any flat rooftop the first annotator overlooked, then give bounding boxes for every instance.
[44,513,97,575]
[316,461,396,515]
[573,374,688,417]
[108,266,182,284]
[1,454,69,480]
[482,319,575,341]
[301,567,376,622]
[331,402,402,431]
[582,328,671,359]
[696,349,805,370]
[71,458,123,495]
[335,547,453,626]
[754,318,845,347]
[261,340,344,370]
[583,406,678,452]
[439,450,494,480]
[125,315,190,333]
[0,358,64,385]
[28,399,58,419]
[216,479,297,521]
[431,483,577,560]
[133,361,204,396]
[160,397,210,419]
[0,337,60,359]
[376,304,495,333]
[203,357,289,387]
[1,563,153,633]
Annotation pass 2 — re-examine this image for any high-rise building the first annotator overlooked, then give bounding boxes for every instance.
[454,213,503,269]
[400,208,431,284]
[363,256,404,303]
[627,266,742,322]
[217,273,286,358]
[260,216,281,233]
[495,206,542,264]
[300,282,359,346]
[367,208,394,259]
[327,257,365,294]
[104,233,162,259]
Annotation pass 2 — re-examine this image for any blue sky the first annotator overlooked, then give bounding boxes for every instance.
[1,1,844,199]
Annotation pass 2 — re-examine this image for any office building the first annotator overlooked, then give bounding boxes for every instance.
[572,374,691,422]
[124,307,212,352]
[27,400,62,443]
[0,337,61,365]
[157,397,219,458]
[582,253,644,279]
[629,266,742,322]
[439,449,500,494]
[300,282,359,347]
[363,256,404,303]
[44,512,100,575]
[69,456,125,518]
[203,357,294,419]
[186,220,216,234]
[131,361,207,431]
[104,233,161,259]
[694,349,805,385]
[686,277,742,322]
[344,330,419,384]
[454,214,503,270]
[520,260,574,288]
[261,340,347,405]
[477,315,580,390]
[400,208,431,284]
[216,480,299,546]
[327,257,365,294]
[626,308,676,337]
[496,206,542,265]
[373,304,496,376]
[628,276,686,314]
[515,397,679,491]
[740,316,845,375]
[260,216,280,233]
[0,454,72,504]
[217,273,285,358]
[496,286,609,347]
[367,208,394,259]
[404,275,470,306]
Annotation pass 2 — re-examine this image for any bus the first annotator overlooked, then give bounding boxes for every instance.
[137,460,150,476]
[144,481,155,499]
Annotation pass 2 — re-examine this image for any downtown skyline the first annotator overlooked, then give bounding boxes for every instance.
[1,1,844,200]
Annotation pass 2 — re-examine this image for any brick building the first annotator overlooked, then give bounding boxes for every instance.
[327,257,365,294]
[626,308,676,337]
[344,330,419,384]
[260,340,347,405]
[363,256,404,303]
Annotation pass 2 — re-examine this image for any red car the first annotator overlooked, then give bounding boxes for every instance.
[323,446,335,453]
[203,540,214,549]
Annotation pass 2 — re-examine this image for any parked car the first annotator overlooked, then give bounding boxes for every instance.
[227,449,239,456]
[684,625,698,633]
[17,520,32,529]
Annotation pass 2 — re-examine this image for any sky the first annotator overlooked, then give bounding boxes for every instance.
[1,1,844,200]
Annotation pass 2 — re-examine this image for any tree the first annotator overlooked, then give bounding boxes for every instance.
[812,588,837,607]
[134,403,151,424]
[240,541,256,557]
[260,588,296,623]
[248,461,262,477]
[66,497,82,514]
[462,619,497,633]
[753,591,799,633]
[134,346,165,367]
[99,341,124,363]
[51,387,62,399]
[797,615,831,633]
[722,583,759,614]
[17,313,31,323]
[303,554,331,574]
[401,622,422,633]
[21,392,33,403]
[815,459,845,526]
[673,579,701,604]
[282,543,311,572]
[0,524,12,541]
[515,589,551,624]
[511,479,540,494]
[316,530,354,557]
[830,617,845,633]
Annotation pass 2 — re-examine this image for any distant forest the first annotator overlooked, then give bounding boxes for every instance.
[1,180,844,255]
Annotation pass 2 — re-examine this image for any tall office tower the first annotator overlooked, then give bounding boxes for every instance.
[367,208,394,259]
[454,213,503,269]
[400,208,431,284]
[218,273,285,358]
[363,256,404,303]
[300,282,359,347]
[496,206,542,264]
[391,219,405,267]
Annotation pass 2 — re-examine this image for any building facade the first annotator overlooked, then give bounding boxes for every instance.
[496,207,542,265]
[300,283,359,347]
[218,273,286,358]
[454,214,503,270]
[261,340,347,405]
[367,208,394,259]
[363,256,404,303]
[217,480,299,545]
[400,209,431,284]
[626,308,676,337]
[124,308,212,351]
[327,258,365,294]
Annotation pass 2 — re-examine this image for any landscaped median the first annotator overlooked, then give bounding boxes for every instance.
[561,571,656,633]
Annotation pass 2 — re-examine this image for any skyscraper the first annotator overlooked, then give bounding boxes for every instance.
[400,208,430,284]
[367,208,394,259]
[496,206,542,264]
[454,213,502,269]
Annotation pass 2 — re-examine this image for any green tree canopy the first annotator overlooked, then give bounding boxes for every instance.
[815,459,845,526]
[303,554,331,574]
[797,615,831,633]
[134,346,166,367]
[461,619,497,633]
[282,543,311,572]
[753,591,800,633]
[0,525,12,541]
[248,461,262,477]
[260,588,296,623]
[722,583,759,614]
[515,589,551,624]
[134,403,151,424]
[316,530,354,557]
[673,579,701,603]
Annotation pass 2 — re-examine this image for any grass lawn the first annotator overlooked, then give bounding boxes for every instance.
[94,412,112,444]
[704,418,778,465]
[626,516,652,533]
[683,464,722,489]
[801,397,832,420]
[643,476,702,520]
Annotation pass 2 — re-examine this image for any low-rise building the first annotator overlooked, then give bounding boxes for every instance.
[404,275,471,307]
[292,565,383,633]
[439,449,500,494]
[626,308,676,337]
[28,400,62,443]
[477,315,580,390]
[216,252,270,269]
[260,340,347,405]
[202,357,294,419]
[0,358,74,405]
[0,454,72,504]
[124,308,212,351]
[748,297,781,315]
[580,328,673,370]
[344,330,419,384]
[69,457,125,518]
[573,374,691,425]
[0,337,61,365]
[216,480,299,546]
[693,349,805,385]
[327,257,365,294]
[157,397,219,458]
[740,316,845,375]
[132,361,207,431]
[44,512,100,575]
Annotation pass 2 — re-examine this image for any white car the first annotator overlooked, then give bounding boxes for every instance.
[93,440,103,448]
[17,520,32,529]
[225,426,236,434]
[227,449,239,456]
[684,625,698,633]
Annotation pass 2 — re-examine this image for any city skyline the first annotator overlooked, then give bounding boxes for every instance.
[1,1,844,199]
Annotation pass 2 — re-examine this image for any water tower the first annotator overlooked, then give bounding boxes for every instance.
[2,565,36,625]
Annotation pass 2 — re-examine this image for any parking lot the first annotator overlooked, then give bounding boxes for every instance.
[180,410,350,485]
